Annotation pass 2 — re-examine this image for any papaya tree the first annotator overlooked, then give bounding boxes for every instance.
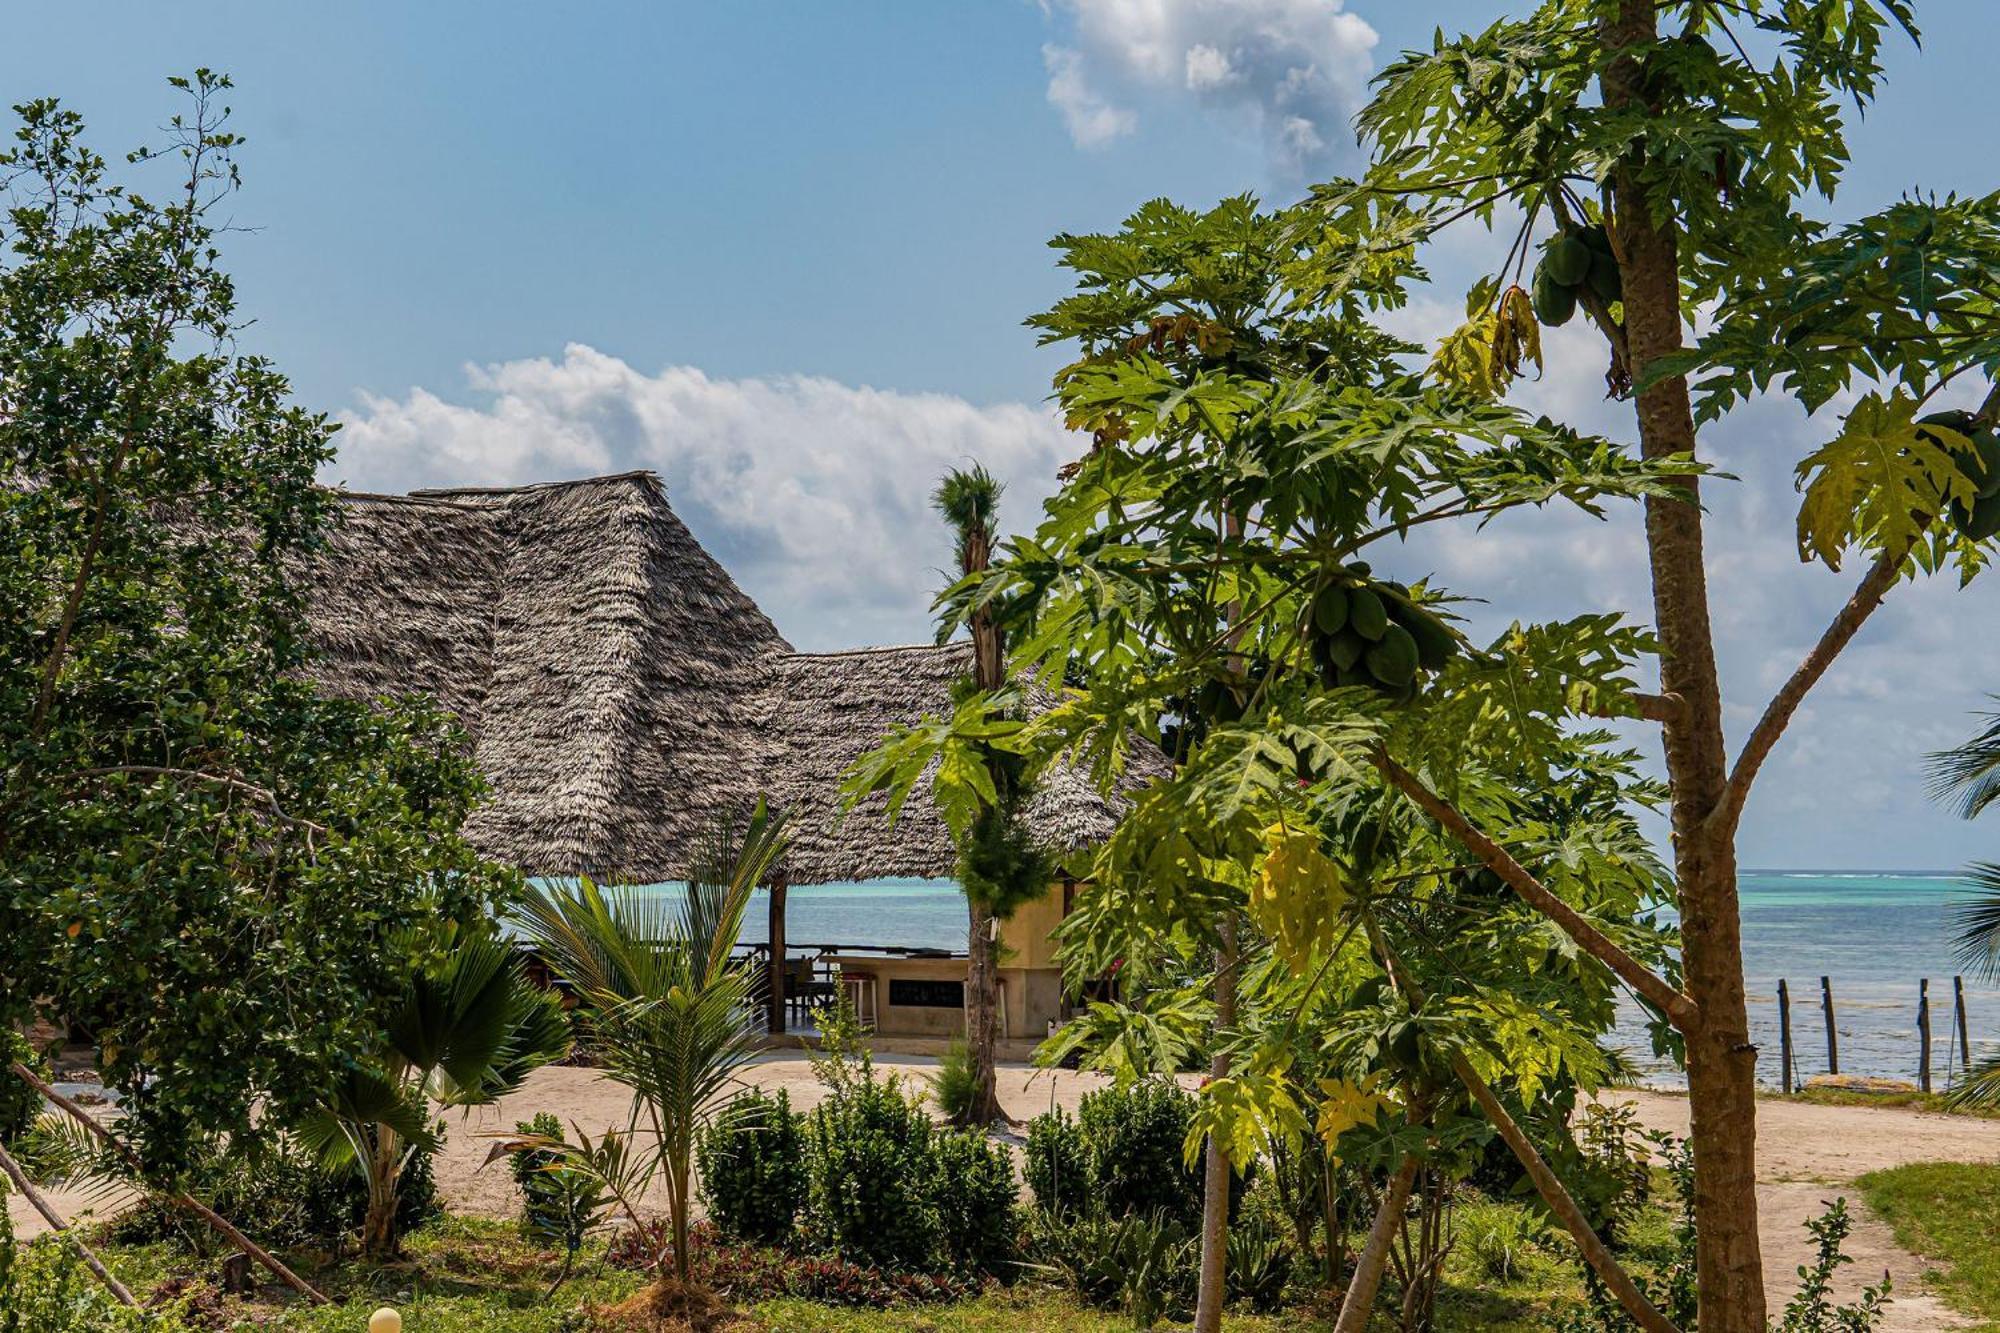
[849,193,1704,1330]
[1345,3,2000,1325]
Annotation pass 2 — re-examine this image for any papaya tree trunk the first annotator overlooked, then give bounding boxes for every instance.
[1192,914,1238,1333]
[1599,6,1766,1327]
[1334,1155,1419,1333]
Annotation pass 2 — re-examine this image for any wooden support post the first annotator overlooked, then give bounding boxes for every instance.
[1777,978,1793,1095]
[1821,975,1839,1075]
[9,1061,328,1305]
[0,1140,138,1307]
[766,872,788,1036]
[1956,976,1972,1074]
[1918,979,1933,1094]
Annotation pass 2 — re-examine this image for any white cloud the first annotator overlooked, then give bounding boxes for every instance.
[331,345,1080,652]
[1040,0,1379,175]
[1043,44,1138,149]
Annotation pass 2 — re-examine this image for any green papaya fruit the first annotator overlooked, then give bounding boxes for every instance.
[1327,630,1368,672]
[1401,608,1458,672]
[1955,489,2000,542]
[1586,249,1622,302]
[1579,223,1614,258]
[1333,663,1370,689]
[1346,559,1372,579]
[1973,430,2000,499]
[1349,586,1389,641]
[1532,266,1577,327]
[1919,411,2000,500]
[1311,584,1350,635]
[1544,232,1592,286]
[1365,623,1420,688]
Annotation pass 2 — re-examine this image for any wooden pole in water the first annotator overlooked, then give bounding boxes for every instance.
[1956,976,1972,1073]
[1918,978,1933,1094]
[1821,976,1839,1076]
[1777,978,1794,1095]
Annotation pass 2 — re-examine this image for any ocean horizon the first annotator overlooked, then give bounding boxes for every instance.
[651,870,1999,1090]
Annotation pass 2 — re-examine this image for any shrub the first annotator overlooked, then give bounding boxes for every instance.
[1224,1215,1295,1313]
[1457,1198,1551,1282]
[107,1130,438,1255]
[509,1113,609,1278]
[1023,1106,1089,1217]
[805,1070,940,1271]
[929,1127,1018,1275]
[697,1089,808,1246]
[685,1225,982,1308]
[1076,1077,1201,1227]
[1,1197,196,1331]
[928,1038,978,1124]
[0,1031,44,1149]
[1031,1209,1196,1326]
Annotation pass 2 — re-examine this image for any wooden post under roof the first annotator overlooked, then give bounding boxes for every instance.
[767,870,788,1035]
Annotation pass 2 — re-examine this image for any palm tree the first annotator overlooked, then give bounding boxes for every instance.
[302,931,572,1257]
[933,466,1049,1127]
[515,804,788,1285]
[1926,704,2000,1105]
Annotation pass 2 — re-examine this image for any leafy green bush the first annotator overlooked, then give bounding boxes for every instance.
[509,1113,609,1280]
[1457,1198,1551,1282]
[107,1130,438,1254]
[927,1038,978,1124]
[805,1070,941,1271]
[697,1089,808,1246]
[0,1030,45,1147]
[0,1194,194,1331]
[929,1126,1018,1275]
[1076,1077,1201,1228]
[1030,1208,1196,1327]
[1023,1106,1089,1217]
[1224,1214,1295,1313]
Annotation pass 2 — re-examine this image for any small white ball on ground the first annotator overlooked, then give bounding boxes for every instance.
[369,1309,402,1333]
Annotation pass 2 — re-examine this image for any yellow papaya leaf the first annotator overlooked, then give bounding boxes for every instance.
[1251,822,1348,971]
[1427,314,1501,400]
[1316,1074,1396,1154]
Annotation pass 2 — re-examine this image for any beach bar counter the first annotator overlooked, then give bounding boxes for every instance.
[769,882,1074,1043]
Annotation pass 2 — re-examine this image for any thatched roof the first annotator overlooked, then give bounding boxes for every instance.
[303,471,1159,883]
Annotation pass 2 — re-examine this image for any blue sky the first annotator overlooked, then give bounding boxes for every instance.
[9,1,2000,869]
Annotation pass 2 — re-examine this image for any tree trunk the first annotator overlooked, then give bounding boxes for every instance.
[360,1129,404,1260]
[1192,915,1238,1333]
[1334,1155,1419,1333]
[1599,6,1766,1328]
[962,899,1003,1124]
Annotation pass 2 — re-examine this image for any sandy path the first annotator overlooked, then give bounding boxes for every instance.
[1603,1090,2000,1331]
[13,1061,1999,1331]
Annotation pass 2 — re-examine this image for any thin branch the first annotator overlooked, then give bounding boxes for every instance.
[66,765,328,836]
[10,1061,331,1305]
[0,1139,138,1307]
[1714,380,2000,837]
[1589,691,1687,725]
[1371,749,1699,1030]
[1363,922,1681,1333]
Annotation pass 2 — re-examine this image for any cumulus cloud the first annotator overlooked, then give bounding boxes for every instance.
[331,345,1080,652]
[1039,0,1378,175]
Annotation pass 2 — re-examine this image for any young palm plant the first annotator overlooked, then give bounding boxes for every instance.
[301,930,572,1257]
[515,803,788,1286]
[1928,705,2000,1106]
[933,466,1050,1127]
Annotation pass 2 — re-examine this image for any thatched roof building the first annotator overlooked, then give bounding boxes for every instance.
[304,471,1160,883]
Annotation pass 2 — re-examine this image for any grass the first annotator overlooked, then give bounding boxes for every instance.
[1857,1161,2000,1330]
[1776,1085,2000,1118]
[65,1196,1672,1332]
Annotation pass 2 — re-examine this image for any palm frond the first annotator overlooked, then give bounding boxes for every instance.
[1926,702,2000,819]
[1951,862,2000,980]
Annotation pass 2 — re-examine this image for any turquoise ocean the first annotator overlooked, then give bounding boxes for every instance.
[723,871,1998,1090]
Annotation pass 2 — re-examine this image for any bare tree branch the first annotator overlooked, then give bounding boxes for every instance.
[1372,749,1700,1030]
[0,1139,138,1307]
[1588,691,1686,725]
